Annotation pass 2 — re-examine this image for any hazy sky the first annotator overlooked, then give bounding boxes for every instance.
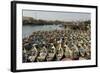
[23,10,91,21]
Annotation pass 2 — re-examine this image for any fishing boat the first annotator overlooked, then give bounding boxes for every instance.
[46,43,56,61]
[23,48,28,62]
[36,45,48,62]
[78,44,86,57]
[63,44,70,58]
[28,44,38,62]
[56,41,64,61]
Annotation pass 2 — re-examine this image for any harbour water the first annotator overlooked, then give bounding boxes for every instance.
[22,24,62,38]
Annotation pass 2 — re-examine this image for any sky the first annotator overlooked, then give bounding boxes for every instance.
[23,10,91,22]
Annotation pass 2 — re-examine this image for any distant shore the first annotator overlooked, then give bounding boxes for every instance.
[23,16,90,26]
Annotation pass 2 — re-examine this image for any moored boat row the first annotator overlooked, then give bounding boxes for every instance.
[22,26,91,62]
[23,41,90,62]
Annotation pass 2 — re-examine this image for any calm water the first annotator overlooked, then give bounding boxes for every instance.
[22,24,63,38]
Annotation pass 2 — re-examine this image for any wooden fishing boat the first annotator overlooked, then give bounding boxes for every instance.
[78,44,86,57]
[36,45,48,62]
[46,43,56,61]
[23,48,28,62]
[28,44,38,62]
[56,42,64,61]
[56,47,64,61]
[63,44,70,58]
